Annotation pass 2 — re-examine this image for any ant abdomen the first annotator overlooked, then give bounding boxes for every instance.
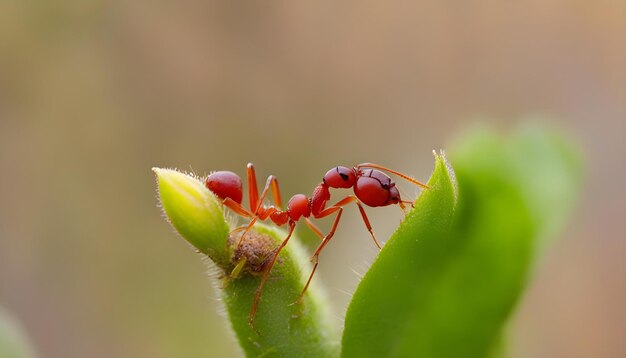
[206,171,243,204]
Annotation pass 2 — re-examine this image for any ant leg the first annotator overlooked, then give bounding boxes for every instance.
[352,199,381,250]
[256,175,283,211]
[235,176,278,247]
[320,195,380,250]
[356,163,430,189]
[297,255,319,305]
[235,206,280,247]
[236,217,258,247]
[230,165,283,246]
[249,220,297,328]
[246,163,260,212]
[296,195,381,301]
[222,197,255,218]
[297,205,344,302]
[303,218,325,240]
[221,198,270,248]
[270,176,283,210]
[248,163,284,211]
[310,199,357,257]
[221,198,257,248]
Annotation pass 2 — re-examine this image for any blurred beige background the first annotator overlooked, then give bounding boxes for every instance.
[1,1,624,357]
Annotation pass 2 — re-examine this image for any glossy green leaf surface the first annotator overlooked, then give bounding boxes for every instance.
[342,127,581,358]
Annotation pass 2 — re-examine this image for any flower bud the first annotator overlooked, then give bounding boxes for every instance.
[153,168,229,265]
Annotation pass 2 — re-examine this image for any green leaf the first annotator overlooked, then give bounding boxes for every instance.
[153,168,339,357]
[342,152,460,357]
[342,126,580,358]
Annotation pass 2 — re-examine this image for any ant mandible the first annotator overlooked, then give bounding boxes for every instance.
[205,163,429,327]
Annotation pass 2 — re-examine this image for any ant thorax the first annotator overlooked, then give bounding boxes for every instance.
[311,184,330,216]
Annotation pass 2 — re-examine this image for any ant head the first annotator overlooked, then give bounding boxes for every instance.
[388,185,401,205]
[323,166,357,189]
[353,169,400,207]
[205,171,243,204]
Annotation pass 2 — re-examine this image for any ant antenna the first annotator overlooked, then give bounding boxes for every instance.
[356,163,430,189]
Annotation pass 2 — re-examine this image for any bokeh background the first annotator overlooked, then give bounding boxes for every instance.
[1,1,624,357]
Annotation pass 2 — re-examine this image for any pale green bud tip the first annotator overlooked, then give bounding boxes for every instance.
[153,167,230,263]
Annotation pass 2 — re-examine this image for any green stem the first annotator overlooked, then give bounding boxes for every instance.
[154,168,339,357]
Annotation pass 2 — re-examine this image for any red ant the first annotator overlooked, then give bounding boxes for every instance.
[205,163,429,327]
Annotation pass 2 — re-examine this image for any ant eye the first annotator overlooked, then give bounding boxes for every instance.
[337,167,353,181]
[388,186,401,204]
